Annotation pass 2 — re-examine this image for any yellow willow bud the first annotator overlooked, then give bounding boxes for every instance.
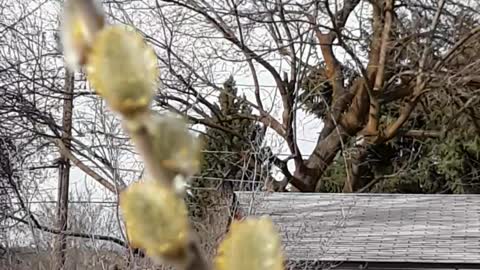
[152,115,201,177]
[60,0,105,71]
[215,217,284,270]
[127,113,202,179]
[86,25,158,117]
[120,180,189,261]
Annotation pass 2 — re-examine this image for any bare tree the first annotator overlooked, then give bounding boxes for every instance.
[0,0,136,266]
[136,0,480,192]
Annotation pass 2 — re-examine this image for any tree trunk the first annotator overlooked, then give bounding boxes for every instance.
[293,128,348,192]
[344,144,370,192]
[53,71,74,270]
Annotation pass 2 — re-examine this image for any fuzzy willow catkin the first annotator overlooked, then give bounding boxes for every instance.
[61,0,105,71]
[86,25,158,117]
[215,217,284,270]
[120,180,190,262]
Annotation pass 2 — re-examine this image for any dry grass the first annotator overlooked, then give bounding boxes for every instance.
[0,247,163,270]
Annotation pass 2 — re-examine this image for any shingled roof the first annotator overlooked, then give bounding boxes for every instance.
[236,192,480,265]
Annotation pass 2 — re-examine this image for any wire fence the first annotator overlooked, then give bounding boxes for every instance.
[0,145,273,269]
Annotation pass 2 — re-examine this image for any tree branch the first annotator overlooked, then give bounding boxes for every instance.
[54,139,118,193]
[383,0,447,141]
[365,0,394,138]
[7,215,129,249]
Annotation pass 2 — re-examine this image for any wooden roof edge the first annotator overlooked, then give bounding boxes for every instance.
[235,191,480,198]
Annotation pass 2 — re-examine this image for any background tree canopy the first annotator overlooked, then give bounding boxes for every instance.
[149,0,480,194]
